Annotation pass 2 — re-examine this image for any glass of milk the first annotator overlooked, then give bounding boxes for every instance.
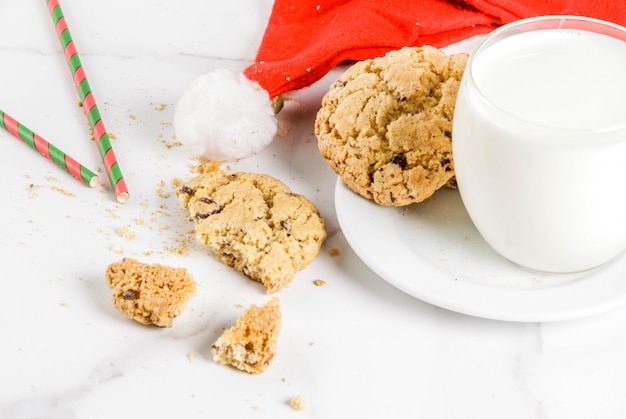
[452,16,626,273]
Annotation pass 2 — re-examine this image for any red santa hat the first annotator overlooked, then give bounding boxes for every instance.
[174,0,626,161]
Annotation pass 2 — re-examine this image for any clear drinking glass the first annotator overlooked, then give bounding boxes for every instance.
[452,16,626,273]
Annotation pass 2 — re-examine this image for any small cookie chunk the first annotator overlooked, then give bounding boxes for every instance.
[177,170,327,293]
[105,258,196,327]
[315,46,468,206]
[212,298,281,374]
[290,395,307,410]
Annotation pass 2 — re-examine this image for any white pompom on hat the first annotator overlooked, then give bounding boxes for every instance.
[174,69,277,161]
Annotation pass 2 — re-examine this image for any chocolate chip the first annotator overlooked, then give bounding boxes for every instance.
[390,154,407,169]
[122,290,139,300]
[281,220,292,236]
[195,197,222,219]
[180,186,193,195]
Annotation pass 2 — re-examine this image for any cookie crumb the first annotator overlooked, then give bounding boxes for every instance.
[313,279,326,287]
[111,244,124,254]
[328,247,340,256]
[290,395,307,411]
[157,132,182,149]
[50,185,75,197]
[190,157,222,174]
[118,225,136,240]
[156,180,170,198]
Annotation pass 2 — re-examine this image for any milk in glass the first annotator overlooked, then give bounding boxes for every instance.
[453,20,626,272]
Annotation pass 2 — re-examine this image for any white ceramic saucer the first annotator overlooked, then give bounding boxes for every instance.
[335,178,626,322]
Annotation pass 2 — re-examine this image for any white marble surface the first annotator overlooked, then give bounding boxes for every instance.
[2,1,626,418]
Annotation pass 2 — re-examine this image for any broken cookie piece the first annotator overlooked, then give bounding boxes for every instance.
[105,258,196,327]
[212,298,281,374]
[177,170,327,293]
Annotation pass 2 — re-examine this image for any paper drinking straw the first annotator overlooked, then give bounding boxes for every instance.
[46,0,129,203]
[1,109,100,187]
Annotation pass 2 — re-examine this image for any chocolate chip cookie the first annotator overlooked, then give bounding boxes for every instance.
[315,46,468,206]
[177,170,327,293]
